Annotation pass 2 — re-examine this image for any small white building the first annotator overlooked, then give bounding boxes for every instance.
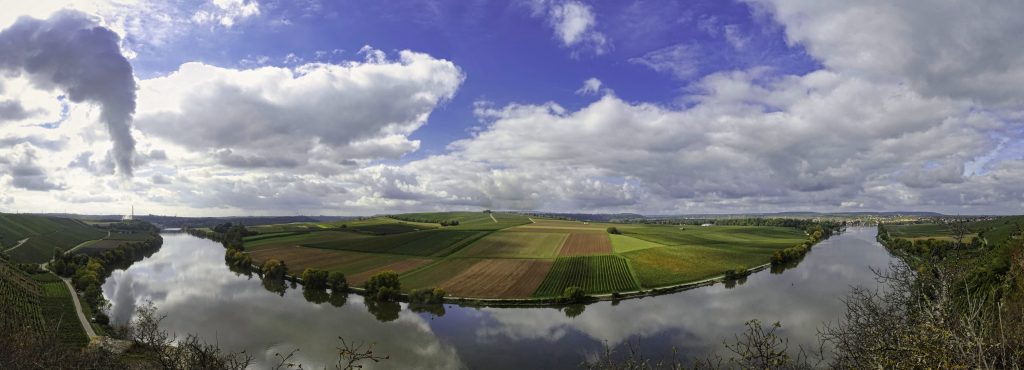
[701,223,714,227]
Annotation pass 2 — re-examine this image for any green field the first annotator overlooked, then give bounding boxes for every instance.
[887,216,1024,245]
[399,259,481,290]
[888,224,953,239]
[390,212,532,230]
[239,213,821,299]
[246,230,371,251]
[621,225,806,250]
[0,214,106,264]
[625,246,763,287]
[75,231,159,256]
[248,217,436,235]
[534,255,639,296]
[453,231,567,259]
[609,234,664,253]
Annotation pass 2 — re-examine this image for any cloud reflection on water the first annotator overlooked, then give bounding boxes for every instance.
[102,228,893,369]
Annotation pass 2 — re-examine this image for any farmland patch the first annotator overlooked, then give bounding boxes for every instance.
[558,233,613,256]
[440,259,553,298]
[453,232,568,259]
[533,255,638,296]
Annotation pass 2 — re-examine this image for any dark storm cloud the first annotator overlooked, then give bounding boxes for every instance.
[0,10,137,176]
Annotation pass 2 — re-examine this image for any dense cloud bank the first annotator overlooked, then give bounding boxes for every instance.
[1,2,1023,215]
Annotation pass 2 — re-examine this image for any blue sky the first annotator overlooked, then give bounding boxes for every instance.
[125,0,820,157]
[0,0,1022,216]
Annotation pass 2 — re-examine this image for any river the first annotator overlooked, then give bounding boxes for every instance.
[102,227,894,369]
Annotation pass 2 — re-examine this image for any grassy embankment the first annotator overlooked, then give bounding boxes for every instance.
[233,211,818,301]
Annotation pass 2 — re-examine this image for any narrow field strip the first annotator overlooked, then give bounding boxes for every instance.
[534,255,638,297]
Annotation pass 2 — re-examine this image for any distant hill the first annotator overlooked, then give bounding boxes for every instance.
[0,213,106,264]
[520,211,946,221]
[136,215,338,229]
[645,211,946,219]
[521,212,646,222]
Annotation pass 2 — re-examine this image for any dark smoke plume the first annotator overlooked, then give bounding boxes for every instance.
[0,10,137,176]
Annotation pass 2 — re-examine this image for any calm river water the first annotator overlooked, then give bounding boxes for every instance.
[102,227,894,369]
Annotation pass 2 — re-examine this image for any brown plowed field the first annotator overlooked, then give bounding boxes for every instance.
[558,233,612,256]
[346,258,433,285]
[440,259,553,298]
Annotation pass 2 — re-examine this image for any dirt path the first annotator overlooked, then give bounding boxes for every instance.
[59,276,97,338]
[40,263,98,339]
[490,213,498,223]
[3,238,29,253]
[528,217,536,224]
[68,235,105,254]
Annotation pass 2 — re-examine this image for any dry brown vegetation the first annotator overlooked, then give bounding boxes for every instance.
[559,233,613,256]
[441,259,553,298]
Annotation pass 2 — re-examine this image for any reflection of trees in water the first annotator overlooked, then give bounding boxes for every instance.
[365,299,401,322]
[261,277,287,296]
[770,254,808,274]
[723,276,748,289]
[328,292,348,308]
[303,287,330,304]
[409,303,446,318]
[563,304,585,318]
[227,263,253,278]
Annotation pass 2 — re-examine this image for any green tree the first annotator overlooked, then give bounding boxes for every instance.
[301,268,329,290]
[606,227,621,235]
[409,287,445,304]
[563,286,587,303]
[328,271,348,292]
[261,259,288,280]
[364,271,401,301]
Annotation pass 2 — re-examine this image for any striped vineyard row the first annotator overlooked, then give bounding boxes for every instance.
[0,259,46,334]
[534,255,639,297]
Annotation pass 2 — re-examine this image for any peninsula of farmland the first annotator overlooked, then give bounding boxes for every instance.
[197,212,835,301]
